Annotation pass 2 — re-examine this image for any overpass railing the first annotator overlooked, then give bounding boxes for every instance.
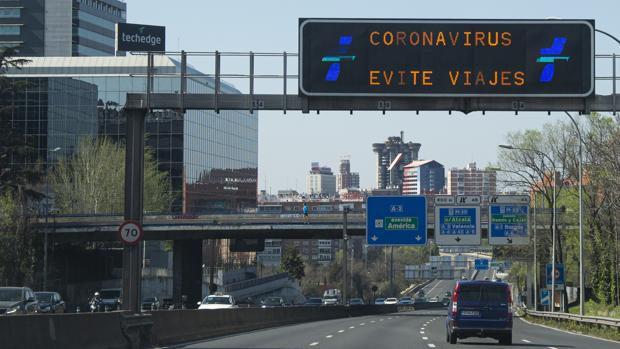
[524,309,620,332]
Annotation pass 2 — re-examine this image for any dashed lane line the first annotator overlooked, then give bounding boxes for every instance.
[370,320,376,323]
[422,337,429,340]
[349,326,355,329]
[420,331,425,334]
[548,347,558,349]
[325,335,333,339]
[428,344,436,348]
[360,323,366,326]
[309,342,319,346]
[337,330,345,333]
[522,339,532,343]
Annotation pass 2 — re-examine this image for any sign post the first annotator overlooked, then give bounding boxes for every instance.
[435,195,481,245]
[546,263,565,290]
[366,196,427,246]
[489,195,530,245]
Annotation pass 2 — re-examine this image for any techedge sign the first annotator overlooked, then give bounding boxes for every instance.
[116,23,165,52]
[299,19,594,97]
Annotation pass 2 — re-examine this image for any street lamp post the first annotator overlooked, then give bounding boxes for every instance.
[43,147,61,291]
[564,112,585,316]
[499,144,557,312]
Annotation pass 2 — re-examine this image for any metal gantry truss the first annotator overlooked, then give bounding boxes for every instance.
[126,51,620,114]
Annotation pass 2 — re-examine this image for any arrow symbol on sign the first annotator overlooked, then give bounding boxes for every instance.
[507,238,513,244]
[371,235,379,242]
[455,237,461,243]
[415,235,422,241]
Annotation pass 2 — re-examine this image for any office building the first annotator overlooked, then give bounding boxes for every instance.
[5,56,258,214]
[447,162,497,202]
[402,160,445,195]
[0,0,126,56]
[336,158,360,191]
[372,131,421,190]
[306,162,337,196]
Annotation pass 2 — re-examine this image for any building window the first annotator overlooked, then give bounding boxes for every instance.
[0,25,20,36]
[0,8,20,18]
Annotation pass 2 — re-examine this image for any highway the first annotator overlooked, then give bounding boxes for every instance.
[172,280,618,349]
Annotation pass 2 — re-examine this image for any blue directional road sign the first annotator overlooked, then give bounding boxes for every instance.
[540,289,550,306]
[489,195,530,245]
[546,263,565,290]
[366,196,427,246]
[435,206,480,245]
[474,259,489,270]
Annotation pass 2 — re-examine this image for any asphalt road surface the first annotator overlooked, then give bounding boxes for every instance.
[172,280,618,349]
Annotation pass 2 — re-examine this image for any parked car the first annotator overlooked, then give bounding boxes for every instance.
[304,297,324,306]
[141,297,161,311]
[261,297,286,308]
[374,298,386,305]
[429,296,440,302]
[97,288,122,311]
[398,296,414,305]
[198,295,237,310]
[0,287,39,315]
[348,298,365,306]
[384,297,398,305]
[446,281,513,345]
[236,297,259,308]
[35,291,65,313]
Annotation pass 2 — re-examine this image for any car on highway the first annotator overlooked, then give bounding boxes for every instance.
[322,295,341,306]
[303,297,324,306]
[35,291,65,313]
[398,296,414,305]
[446,280,513,345]
[0,287,39,315]
[261,297,286,308]
[141,296,161,311]
[384,297,398,304]
[348,298,365,306]
[374,298,386,305]
[198,295,237,310]
[98,288,122,311]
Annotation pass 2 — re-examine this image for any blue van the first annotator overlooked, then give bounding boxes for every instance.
[446,280,513,345]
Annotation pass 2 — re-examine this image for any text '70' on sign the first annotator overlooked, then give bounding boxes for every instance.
[117,221,144,245]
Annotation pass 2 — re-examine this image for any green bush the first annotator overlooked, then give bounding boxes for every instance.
[568,300,620,319]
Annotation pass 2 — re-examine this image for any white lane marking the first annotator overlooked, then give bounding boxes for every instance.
[349,326,355,329]
[420,331,425,334]
[325,335,333,339]
[337,330,345,333]
[379,319,384,322]
[370,320,376,323]
[428,344,436,348]
[360,323,366,326]
[422,337,429,340]
[522,339,531,343]
[388,317,392,320]
[425,280,443,295]
[519,317,620,344]
[548,347,558,349]
[310,342,319,346]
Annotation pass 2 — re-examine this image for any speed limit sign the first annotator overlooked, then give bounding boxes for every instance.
[117,221,144,245]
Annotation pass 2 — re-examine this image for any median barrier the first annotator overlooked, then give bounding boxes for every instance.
[0,312,128,349]
[149,305,398,346]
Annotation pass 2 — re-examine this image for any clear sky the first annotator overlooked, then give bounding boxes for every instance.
[127,0,620,193]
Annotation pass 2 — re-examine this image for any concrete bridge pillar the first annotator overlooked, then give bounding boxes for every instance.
[172,239,203,309]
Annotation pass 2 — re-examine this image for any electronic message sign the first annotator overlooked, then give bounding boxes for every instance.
[299,19,594,97]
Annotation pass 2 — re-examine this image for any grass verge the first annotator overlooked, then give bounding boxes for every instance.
[568,300,620,319]
[523,314,620,342]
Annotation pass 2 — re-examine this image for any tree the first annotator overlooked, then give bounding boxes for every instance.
[51,137,172,214]
[281,247,305,281]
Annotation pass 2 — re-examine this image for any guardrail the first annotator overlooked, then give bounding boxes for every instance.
[524,309,620,332]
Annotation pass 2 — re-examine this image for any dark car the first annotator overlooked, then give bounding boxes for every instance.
[35,292,65,314]
[348,298,365,306]
[446,281,513,345]
[141,296,160,311]
[398,296,414,305]
[304,297,324,306]
[98,288,122,311]
[261,297,286,308]
[0,287,39,315]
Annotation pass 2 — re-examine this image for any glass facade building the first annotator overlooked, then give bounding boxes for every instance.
[0,0,126,56]
[6,56,258,213]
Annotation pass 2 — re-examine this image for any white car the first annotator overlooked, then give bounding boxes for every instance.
[384,297,398,304]
[197,295,237,310]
